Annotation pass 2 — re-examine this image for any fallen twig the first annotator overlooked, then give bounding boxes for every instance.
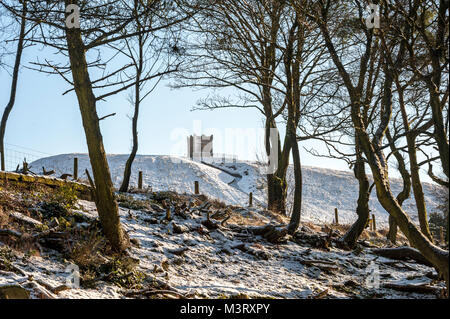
[371,247,433,267]
[35,279,71,294]
[124,288,186,299]
[382,283,441,295]
[308,289,329,299]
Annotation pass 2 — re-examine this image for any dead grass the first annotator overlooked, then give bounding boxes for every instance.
[0,206,9,228]
[67,227,107,269]
[228,213,266,227]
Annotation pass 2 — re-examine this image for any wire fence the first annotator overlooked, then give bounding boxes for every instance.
[2,143,53,172]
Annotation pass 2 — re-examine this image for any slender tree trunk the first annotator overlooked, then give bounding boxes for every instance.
[426,0,449,180]
[386,130,411,244]
[119,26,143,193]
[119,99,139,193]
[0,1,27,171]
[340,140,370,248]
[407,135,434,242]
[287,133,302,234]
[392,75,433,242]
[64,5,129,251]
[429,89,449,180]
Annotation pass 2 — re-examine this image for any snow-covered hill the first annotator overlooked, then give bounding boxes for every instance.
[31,154,445,228]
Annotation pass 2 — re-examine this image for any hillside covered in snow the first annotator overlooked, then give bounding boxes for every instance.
[31,154,445,228]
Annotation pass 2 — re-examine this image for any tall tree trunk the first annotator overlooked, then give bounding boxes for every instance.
[267,145,291,215]
[119,129,138,193]
[266,115,290,216]
[0,1,27,171]
[386,130,411,244]
[340,139,370,248]
[426,0,449,180]
[407,135,434,242]
[287,133,302,234]
[65,4,129,251]
[429,89,449,180]
[316,0,448,289]
[393,74,433,242]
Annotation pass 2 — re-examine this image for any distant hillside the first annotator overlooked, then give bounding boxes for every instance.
[31,154,445,227]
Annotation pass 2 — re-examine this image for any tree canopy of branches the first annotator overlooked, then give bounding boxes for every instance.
[1,0,205,251]
[308,0,448,287]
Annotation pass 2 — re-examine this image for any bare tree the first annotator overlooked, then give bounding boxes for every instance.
[0,0,32,171]
[1,0,202,251]
[292,0,380,248]
[312,0,448,287]
[118,0,181,193]
[173,0,292,214]
[407,0,449,182]
[281,2,332,233]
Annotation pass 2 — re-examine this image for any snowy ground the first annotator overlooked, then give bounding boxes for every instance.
[0,195,445,299]
[32,154,445,228]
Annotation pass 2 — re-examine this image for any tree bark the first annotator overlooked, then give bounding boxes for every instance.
[340,139,370,248]
[64,2,129,251]
[386,129,411,244]
[426,0,449,180]
[0,1,27,171]
[266,118,291,216]
[316,0,449,291]
[406,134,433,242]
[119,103,139,193]
[119,22,143,193]
[287,134,302,234]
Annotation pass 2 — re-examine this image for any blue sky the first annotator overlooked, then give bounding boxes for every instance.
[0,44,353,167]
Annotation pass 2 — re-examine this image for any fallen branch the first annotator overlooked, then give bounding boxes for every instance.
[382,283,441,295]
[370,247,433,267]
[249,224,288,244]
[167,247,189,256]
[35,279,70,294]
[308,289,329,299]
[124,288,186,299]
[300,259,337,266]
[9,211,42,228]
[23,282,56,299]
[299,259,339,272]
[0,229,22,238]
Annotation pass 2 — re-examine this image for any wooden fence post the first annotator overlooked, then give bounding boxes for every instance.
[249,192,253,207]
[138,171,143,189]
[73,157,78,180]
[334,208,339,225]
[194,181,199,195]
[372,214,376,231]
[23,161,28,174]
